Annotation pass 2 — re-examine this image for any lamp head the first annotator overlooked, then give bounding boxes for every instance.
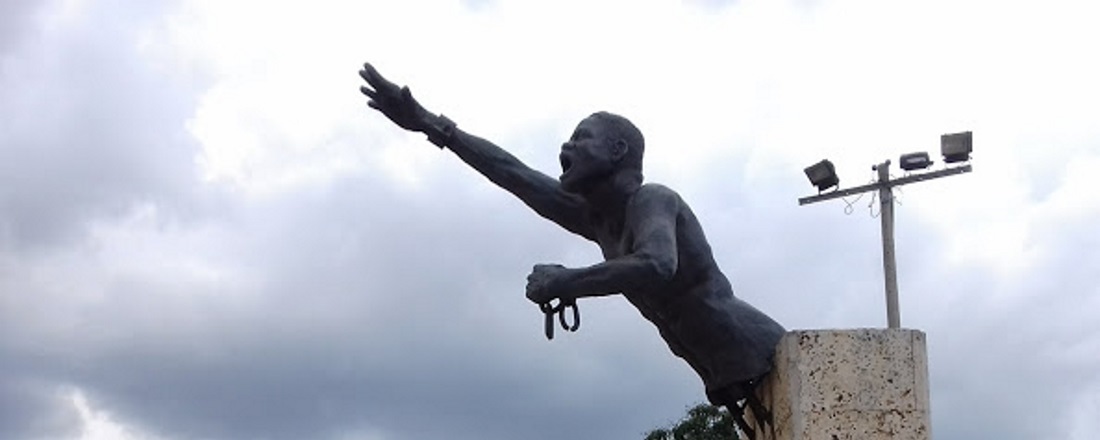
[942,131,973,164]
[900,152,933,171]
[804,159,839,192]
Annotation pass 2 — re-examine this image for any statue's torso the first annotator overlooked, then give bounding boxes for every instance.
[590,184,785,392]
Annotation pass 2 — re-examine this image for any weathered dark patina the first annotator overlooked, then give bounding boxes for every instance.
[358,63,784,408]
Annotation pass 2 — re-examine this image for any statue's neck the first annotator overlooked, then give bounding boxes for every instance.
[584,172,641,220]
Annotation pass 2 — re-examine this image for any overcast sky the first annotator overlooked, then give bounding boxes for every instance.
[2,0,1098,439]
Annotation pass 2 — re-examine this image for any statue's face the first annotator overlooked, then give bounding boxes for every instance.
[559,117,617,194]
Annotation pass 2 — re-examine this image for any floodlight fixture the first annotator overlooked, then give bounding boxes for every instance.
[941,131,973,164]
[899,152,933,171]
[804,159,839,192]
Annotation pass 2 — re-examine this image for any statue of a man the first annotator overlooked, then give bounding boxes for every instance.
[359,63,785,408]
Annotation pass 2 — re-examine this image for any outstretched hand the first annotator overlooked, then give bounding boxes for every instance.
[359,63,431,132]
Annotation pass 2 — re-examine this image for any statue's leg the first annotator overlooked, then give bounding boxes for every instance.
[730,402,755,440]
[708,383,753,440]
[710,376,772,440]
[745,387,771,429]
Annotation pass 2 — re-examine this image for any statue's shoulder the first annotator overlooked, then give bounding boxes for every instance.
[637,183,682,200]
[632,183,685,211]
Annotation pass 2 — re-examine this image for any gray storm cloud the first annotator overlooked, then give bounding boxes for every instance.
[2,1,1099,440]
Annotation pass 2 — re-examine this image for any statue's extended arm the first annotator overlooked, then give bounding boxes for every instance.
[359,63,594,240]
[443,130,595,240]
[526,186,680,303]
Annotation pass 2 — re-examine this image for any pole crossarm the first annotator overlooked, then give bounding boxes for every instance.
[887,164,973,189]
[798,181,882,205]
[797,164,972,206]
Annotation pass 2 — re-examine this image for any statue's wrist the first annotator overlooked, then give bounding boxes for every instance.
[423,113,456,149]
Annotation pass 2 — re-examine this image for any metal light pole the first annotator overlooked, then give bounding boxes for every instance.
[875,160,900,329]
[799,159,972,329]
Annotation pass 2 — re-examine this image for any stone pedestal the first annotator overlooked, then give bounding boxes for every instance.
[747,329,931,440]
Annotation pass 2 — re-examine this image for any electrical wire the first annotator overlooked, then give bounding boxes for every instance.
[846,173,880,218]
[890,173,904,207]
[839,171,907,219]
[841,192,866,215]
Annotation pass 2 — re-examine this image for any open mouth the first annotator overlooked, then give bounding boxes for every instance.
[560,154,573,173]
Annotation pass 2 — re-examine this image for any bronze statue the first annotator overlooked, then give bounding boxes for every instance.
[358,63,784,412]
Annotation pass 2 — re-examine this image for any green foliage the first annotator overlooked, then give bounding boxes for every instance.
[643,403,738,440]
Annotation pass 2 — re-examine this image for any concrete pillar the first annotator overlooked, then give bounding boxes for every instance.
[747,329,931,440]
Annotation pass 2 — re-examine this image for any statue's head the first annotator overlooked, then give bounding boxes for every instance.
[558,111,645,194]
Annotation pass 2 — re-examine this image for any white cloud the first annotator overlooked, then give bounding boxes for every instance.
[3,0,1100,439]
[73,390,163,440]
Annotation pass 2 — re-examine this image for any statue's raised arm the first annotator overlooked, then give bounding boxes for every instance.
[358,63,594,240]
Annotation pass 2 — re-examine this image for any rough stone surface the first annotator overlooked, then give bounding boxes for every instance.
[748,329,931,440]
